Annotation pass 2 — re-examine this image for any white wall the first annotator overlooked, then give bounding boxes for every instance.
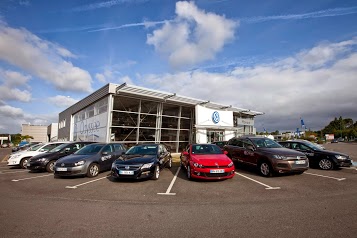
[195,105,233,127]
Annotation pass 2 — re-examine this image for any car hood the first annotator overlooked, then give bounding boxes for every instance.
[257,147,305,156]
[191,154,232,165]
[57,154,94,163]
[315,149,349,157]
[30,152,59,161]
[114,154,157,165]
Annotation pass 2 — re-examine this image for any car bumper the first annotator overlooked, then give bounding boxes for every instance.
[53,165,87,176]
[272,159,309,173]
[190,167,235,180]
[7,158,20,166]
[336,160,352,167]
[27,161,46,171]
[111,167,155,180]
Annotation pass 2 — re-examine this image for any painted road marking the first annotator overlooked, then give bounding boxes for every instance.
[65,175,109,189]
[304,172,346,181]
[235,172,281,190]
[0,170,27,175]
[12,174,53,182]
[157,167,181,196]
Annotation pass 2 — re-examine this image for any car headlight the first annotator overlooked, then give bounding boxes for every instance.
[37,158,47,162]
[273,155,287,160]
[228,161,234,167]
[11,154,21,158]
[111,162,116,169]
[335,155,347,160]
[74,160,85,166]
[193,162,203,168]
[141,162,154,170]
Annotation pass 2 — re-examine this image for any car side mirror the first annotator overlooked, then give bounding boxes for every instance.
[246,145,255,151]
[182,151,189,155]
[102,151,108,155]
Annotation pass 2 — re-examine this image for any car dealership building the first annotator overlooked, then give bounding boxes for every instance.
[58,83,263,152]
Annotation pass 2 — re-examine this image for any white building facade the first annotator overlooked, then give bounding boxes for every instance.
[58,83,263,152]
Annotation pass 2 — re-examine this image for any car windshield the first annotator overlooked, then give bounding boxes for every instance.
[191,144,223,154]
[49,143,69,152]
[74,144,104,155]
[250,138,282,148]
[28,143,44,151]
[302,141,323,151]
[126,145,158,155]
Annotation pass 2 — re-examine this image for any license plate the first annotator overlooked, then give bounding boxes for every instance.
[295,160,306,164]
[56,167,67,171]
[210,169,225,173]
[119,170,134,175]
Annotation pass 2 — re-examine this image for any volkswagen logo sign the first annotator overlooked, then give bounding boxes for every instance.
[61,163,65,167]
[125,166,130,170]
[212,111,220,124]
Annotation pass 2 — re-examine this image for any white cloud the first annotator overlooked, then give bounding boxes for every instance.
[139,38,357,131]
[0,69,31,87]
[0,86,31,102]
[0,23,93,92]
[0,105,24,117]
[48,95,78,108]
[147,1,237,69]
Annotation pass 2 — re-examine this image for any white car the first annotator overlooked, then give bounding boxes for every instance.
[7,142,66,169]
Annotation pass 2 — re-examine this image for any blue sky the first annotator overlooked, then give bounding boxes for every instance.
[0,0,357,134]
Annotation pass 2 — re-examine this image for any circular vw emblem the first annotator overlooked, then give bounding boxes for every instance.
[212,111,220,124]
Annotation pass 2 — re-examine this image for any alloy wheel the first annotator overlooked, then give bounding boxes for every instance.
[319,159,333,170]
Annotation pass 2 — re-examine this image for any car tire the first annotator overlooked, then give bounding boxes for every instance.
[46,161,55,173]
[180,160,185,169]
[152,165,160,180]
[20,158,29,169]
[318,158,334,170]
[87,163,99,178]
[187,165,192,180]
[166,156,172,169]
[258,161,272,177]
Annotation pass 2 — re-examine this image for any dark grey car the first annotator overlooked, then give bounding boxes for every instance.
[53,143,126,178]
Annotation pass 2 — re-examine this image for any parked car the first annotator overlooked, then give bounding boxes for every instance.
[111,143,172,180]
[224,136,308,177]
[12,142,40,152]
[211,141,228,149]
[278,140,352,170]
[27,141,95,173]
[331,139,338,143]
[7,142,67,169]
[53,142,126,178]
[180,143,235,180]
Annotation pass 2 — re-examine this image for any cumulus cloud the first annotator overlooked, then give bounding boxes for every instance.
[0,23,93,92]
[139,38,357,131]
[0,69,31,87]
[0,69,31,102]
[48,95,78,108]
[147,1,237,69]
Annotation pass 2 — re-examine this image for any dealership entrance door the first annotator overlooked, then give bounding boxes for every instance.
[207,130,224,143]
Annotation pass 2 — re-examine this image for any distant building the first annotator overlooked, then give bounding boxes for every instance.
[21,123,58,143]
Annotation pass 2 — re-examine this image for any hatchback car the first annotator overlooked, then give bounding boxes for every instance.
[279,140,352,170]
[180,144,235,180]
[27,141,95,172]
[224,136,308,177]
[53,143,126,178]
[111,143,172,180]
[7,142,66,169]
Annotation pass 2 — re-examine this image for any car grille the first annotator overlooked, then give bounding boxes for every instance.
[115,165,141,170]
[56,163,75,167]
[200,165,228,169]
[55,171,82,175]
[200,172,231,177]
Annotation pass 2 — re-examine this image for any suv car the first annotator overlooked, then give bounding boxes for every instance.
[224,136,308,176]
[278,140,352,170]
[7,142,66,169]
[27,142,95,173]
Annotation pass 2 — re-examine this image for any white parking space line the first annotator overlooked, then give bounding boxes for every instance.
[235,172,281,190]
[0,170,27,175]
[65,175,109,189]
[12,174,53,182]
[304,172,346,181]
[341,167,357,171]
[157,167,181,196]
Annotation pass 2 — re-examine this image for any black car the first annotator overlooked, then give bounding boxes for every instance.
[54,143,127,178]
[278,140,352,170]
[111,143,172,180]
[27,142,94,172]
[212,141,227,149]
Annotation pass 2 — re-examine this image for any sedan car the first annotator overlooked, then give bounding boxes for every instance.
[224,136,309,177]
[279,140,352,170]
[111,143,172,180]
[27,141,94,172]
[53,143,126,178]
[180,144,235,180]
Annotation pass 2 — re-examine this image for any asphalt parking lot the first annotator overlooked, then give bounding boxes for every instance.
[0,143,356,238]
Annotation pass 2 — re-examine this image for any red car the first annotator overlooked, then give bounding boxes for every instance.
[180,144,235,180]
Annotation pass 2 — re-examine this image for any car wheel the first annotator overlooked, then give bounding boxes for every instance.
[180,160,185,169]
[46,161,55,173]
[187,165,192,180]
[87,163,99,178]
[166,156,172,168]
[152,165,160,180]
[318,158,334,170]
[20,158,28,169]
[258,161,272,177]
